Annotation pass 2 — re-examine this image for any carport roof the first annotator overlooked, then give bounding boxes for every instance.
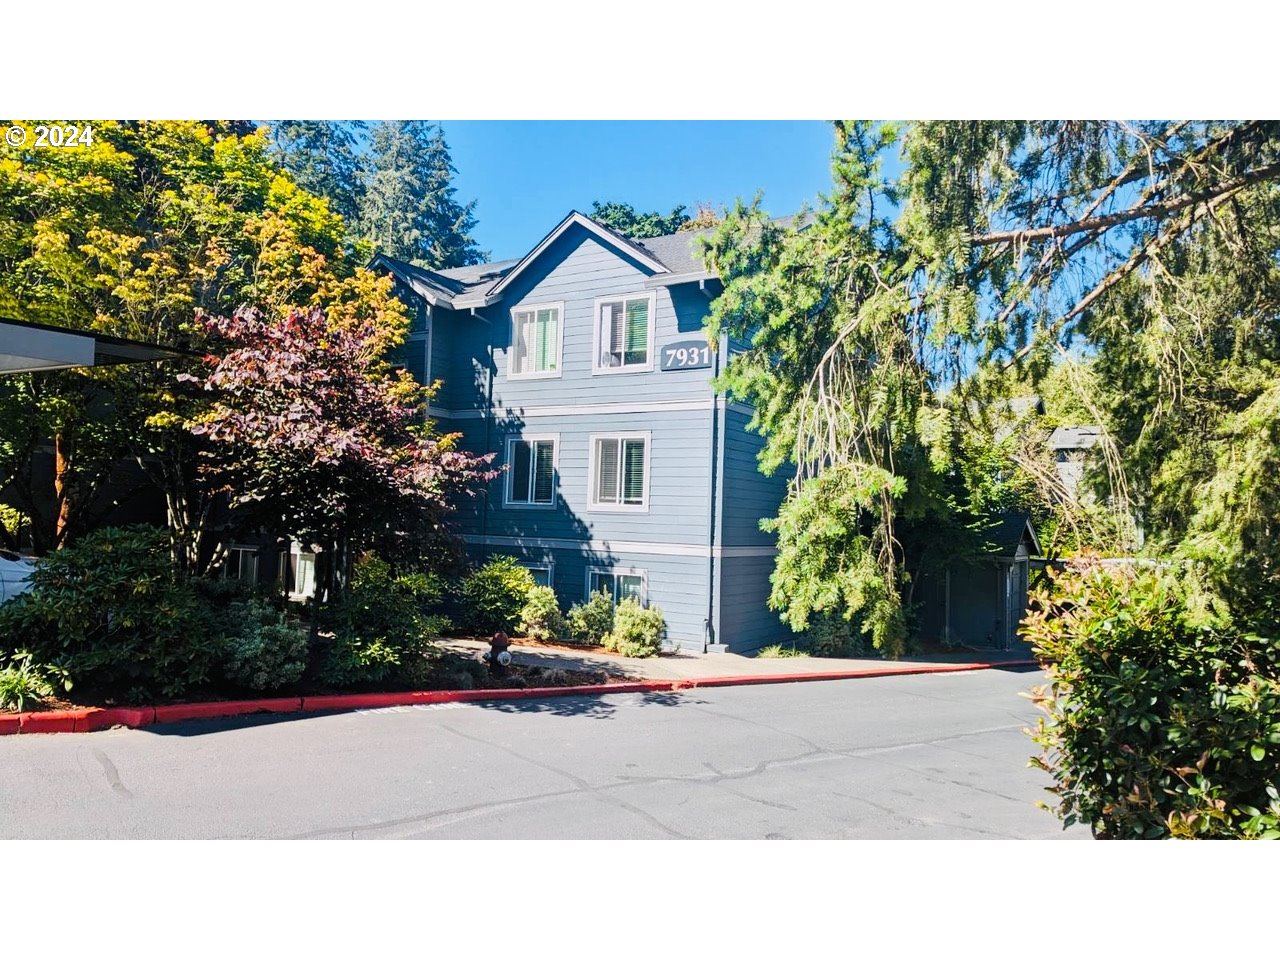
[0,316,194,374]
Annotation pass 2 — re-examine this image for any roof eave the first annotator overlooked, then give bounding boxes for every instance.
[487,211,670,300]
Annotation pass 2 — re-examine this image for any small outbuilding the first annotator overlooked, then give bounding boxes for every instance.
[915,512,1042,652]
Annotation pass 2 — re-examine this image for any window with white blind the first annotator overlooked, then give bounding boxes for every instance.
[588,568,647,604]
[590,432,649,510]
[506,436,557,507]
[509,302,563,378]
[594,293,654,372]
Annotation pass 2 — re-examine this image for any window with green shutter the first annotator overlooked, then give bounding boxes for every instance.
[510,303,561,376]
[508,437,557,505]
[592,434,648,508]
[596,294,652,370]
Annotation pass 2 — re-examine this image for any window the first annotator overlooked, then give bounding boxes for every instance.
[588,568,646,604]
[510,302,562,377]
[279,542,316,600]
[505,436,557,506]
[223,545,259,584]
[594,293,654,372]
[590,432,649,510]
[524,565,552,588]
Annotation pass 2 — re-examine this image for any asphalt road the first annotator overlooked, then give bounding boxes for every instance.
[0,667,1085,839]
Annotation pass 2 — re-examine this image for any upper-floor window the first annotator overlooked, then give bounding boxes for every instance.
[594,293,655,373]
[506,436,557,507]
[510,302,562,378]
[589,432,649,510]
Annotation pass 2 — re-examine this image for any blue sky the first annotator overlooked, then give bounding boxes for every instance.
[439,121,838,260]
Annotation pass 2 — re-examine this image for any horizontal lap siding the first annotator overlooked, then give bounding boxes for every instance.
[720,406,788,547]
[467,542,709,651]
[717,555,789,652]
[454,409,713,546]
[491,227,716,409]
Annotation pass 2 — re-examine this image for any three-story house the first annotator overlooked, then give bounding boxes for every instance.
[374,211,789,653]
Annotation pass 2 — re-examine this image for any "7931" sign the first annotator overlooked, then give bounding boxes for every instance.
[660,340,712,371]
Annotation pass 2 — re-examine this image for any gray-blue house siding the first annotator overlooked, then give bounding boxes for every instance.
[376,212,790,653]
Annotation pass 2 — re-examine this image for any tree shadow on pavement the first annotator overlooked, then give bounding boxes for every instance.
[471,690,702,720]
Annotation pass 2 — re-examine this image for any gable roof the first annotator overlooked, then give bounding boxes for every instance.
[485,211,670,300]
[982,511,1042,558]
[367,211,795,311]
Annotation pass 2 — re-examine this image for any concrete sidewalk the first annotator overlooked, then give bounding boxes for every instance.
[437,637,1037,681]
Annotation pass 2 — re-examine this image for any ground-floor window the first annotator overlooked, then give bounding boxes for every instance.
[223,545,259,584]
[279,542,316,600]
[588,567,646,604]
[524,563,552,587]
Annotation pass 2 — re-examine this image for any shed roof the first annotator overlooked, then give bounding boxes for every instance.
[1049,425,1102,450]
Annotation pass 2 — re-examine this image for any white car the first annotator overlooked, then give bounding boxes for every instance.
[0,552,35,604]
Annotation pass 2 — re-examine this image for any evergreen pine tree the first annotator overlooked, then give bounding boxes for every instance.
[269,120,366,226]
[358,121,485,268]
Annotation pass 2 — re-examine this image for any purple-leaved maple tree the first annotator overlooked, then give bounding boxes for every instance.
[185,307,495,607]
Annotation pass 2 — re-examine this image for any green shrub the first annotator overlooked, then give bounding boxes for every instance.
[459,556,535,635]
[319,555,449,688]
[220,596,308,692]
[603,597,666,658]
[566,588,615,645]
[0,526,223,699]
[0,651,72,712]
[519,585,564,641]
[758,644,810,658]
[803,612,870,658]
[1023,556,1280,839]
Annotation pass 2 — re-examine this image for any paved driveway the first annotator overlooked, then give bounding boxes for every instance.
[0,667,1084,839]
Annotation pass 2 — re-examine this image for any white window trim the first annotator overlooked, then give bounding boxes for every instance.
[586,565,648,604]
[281,541,317,601]
[223,544,260,583]
[503,434,559,509]
[507,300,565,380]
[592,291,657,375]
[523,561,554,588]
[588,430,651,513]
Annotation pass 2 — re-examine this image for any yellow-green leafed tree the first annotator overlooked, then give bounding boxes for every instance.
[0,120,409,561]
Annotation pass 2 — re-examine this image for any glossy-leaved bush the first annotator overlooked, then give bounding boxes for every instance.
[1024,556,1280,839]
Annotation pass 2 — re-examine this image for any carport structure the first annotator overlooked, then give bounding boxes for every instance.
[0,316,191,374]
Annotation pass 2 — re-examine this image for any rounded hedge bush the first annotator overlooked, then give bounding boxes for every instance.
[519,585,564,641]
[459,556,535,635]
[603,597,666,658]
[566,588,615,645]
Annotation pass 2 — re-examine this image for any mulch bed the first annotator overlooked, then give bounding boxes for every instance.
[3,651,635,716]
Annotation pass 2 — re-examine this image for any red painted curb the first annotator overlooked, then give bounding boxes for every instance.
[0,660,1042,735]
[153,697,302,724]
[19,710,87,733]
[75,706,157,732]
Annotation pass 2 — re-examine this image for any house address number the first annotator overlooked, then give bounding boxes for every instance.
[660,340,712,371]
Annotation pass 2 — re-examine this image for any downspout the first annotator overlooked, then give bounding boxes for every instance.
[473,306,494,545]
[701,278,721,653]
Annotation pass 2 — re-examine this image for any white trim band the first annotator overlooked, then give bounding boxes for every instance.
[428,397,715,420]
[462,534,776,559]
